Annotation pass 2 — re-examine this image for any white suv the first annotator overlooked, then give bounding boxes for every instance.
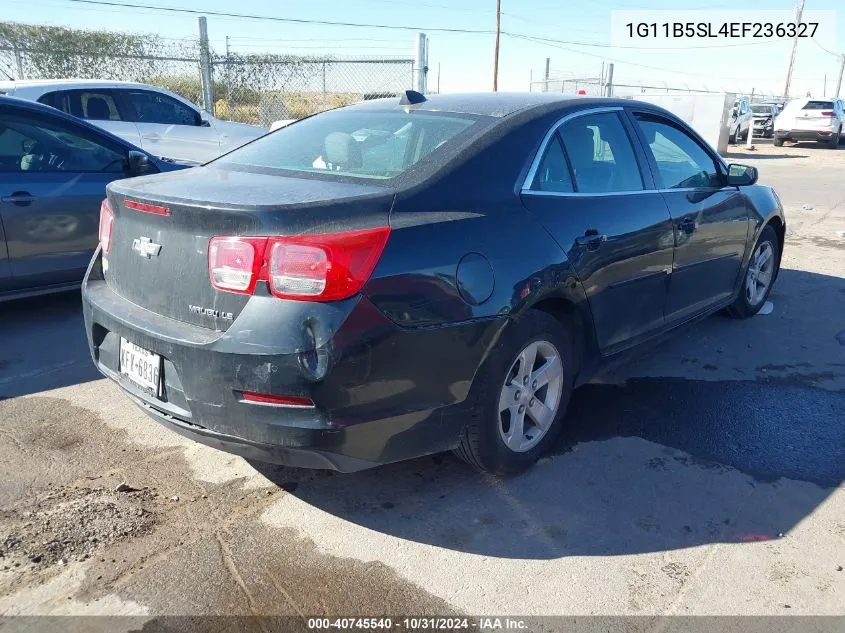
[774,98,844,149]
[0,79,267,163]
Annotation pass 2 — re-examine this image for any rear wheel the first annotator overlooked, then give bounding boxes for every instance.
[828,129,841,149]
[454,310,575,475]
[729,128,737,144]
[727,225,780,319]
[773,137,784,147]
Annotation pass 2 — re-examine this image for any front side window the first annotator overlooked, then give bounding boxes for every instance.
[557,111,643,194]
[215,109,483,180]
[634,114,721,189]
[0,111,126,173]
[124,90,200,126]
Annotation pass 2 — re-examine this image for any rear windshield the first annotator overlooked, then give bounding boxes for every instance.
[802,101,834,110]
[215,108,485,180]
[751,105,773,114]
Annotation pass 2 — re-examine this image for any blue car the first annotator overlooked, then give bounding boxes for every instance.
[0,96,190,301]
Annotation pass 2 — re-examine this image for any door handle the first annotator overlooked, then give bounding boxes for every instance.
[1,191,36,206]
[575,229,607,250]
[678,217,697,234]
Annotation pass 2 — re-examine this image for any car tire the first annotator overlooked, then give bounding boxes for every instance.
[728,128,737,144]
[828,129,841,149]
[773,137,784,147]
[454,309,575,475]
[726,225,780,319]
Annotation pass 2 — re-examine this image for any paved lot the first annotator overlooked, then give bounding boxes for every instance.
[1,139,844,623]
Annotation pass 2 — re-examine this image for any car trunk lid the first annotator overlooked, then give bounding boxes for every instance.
[104,165,394,331]
[793,100,837,130]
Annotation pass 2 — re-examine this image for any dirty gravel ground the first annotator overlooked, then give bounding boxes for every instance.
[0,139,843,626]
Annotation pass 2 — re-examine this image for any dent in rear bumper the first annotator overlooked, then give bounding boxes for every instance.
[82,252,507,469]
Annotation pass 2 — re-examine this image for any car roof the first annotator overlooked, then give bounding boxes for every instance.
[0,79,152,90]
[0,94,143,152]
[347,92,638,118]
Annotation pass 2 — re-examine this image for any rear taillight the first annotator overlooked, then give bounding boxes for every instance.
[821,111,835,116]
[208,237,267,294]
[99,199,114,254]
[208,227,390,301]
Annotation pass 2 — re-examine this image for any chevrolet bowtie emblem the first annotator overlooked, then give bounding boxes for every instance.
[132,236,162,259]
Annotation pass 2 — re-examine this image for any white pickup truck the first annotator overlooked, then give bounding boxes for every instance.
[0,79,268,163]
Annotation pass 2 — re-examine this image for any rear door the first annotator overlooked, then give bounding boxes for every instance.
[39,89,142,148]
[629,111,749,322]
[118,88,220,162]
[0,104,129,289]
[520,107,675,353]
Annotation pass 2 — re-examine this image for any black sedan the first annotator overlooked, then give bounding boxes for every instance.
[0,96,188,301]
[81,92,785,474]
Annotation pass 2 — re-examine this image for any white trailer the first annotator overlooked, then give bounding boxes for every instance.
[625,93,736,155]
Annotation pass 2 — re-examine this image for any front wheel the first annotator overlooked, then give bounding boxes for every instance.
[727,225,780,319]
[773,137,784,147]
[454,310,575,474]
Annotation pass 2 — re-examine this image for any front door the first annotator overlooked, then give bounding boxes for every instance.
[119,88,220,162]
[0,105,128,290]
[520,108,675,353]
[630,111,750,322]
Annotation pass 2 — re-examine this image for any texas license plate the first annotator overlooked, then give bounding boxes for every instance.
[119,338,161,395]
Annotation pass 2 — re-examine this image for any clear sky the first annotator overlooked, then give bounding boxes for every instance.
[4,0,844,99]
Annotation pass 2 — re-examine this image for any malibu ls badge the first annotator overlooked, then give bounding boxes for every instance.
[189,305,234,320]
[132,236,162,259]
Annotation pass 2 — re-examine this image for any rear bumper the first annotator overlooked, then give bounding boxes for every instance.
[774,129,837,142]
[82,251,505,471]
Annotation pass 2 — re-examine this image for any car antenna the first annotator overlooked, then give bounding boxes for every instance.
[399,90,427,106]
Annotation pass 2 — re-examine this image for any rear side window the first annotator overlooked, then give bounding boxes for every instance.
[802,101,834,110]
[123,90,200,126]
[215,109,483,180]
[530,134,574,193]
[634,114,721,189]
[557,112,643,194]
[40,90,123,121]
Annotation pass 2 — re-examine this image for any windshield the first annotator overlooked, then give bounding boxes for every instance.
[751,105,773,114]
[215,108,485,180]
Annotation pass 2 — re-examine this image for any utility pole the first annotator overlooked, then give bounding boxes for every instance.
[493,0,501,91]
[543,57,550,92]
[12,44,25,80]
[604,62,614,97]
[783,0,805,99]
[225,35,232,118]
[836,54,844,98]
[197,16,214,113]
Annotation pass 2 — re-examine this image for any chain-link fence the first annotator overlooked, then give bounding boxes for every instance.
[530,69,792,105]
[213,54,415,125]
[0,22,416,127]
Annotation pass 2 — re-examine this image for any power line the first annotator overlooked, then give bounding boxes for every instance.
[506,32,793,81]
[810,37,841,58]
[63,0,497,34]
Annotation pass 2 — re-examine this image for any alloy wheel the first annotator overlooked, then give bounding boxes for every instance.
[745,241,775,307]
[498,339,564,453]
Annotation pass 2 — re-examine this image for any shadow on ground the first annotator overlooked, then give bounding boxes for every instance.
[254,268,845,560]
[0,291,99,397]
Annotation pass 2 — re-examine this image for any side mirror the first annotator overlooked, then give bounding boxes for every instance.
[726,163,758,186]
[125,150,155,176]
[731,107,738,118]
